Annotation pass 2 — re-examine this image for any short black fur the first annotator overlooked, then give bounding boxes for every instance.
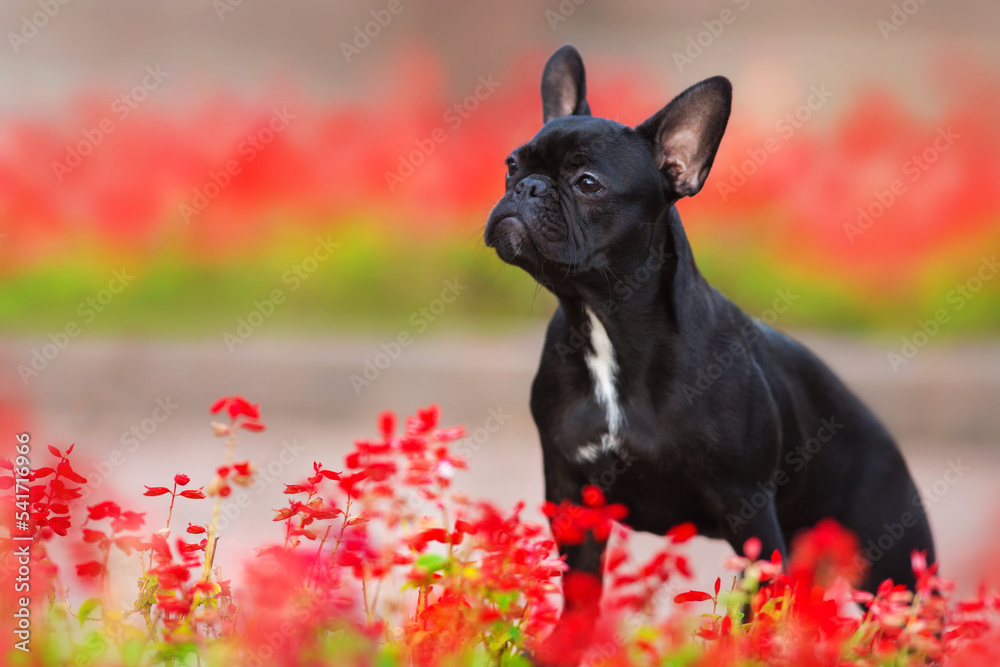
[485,44,934,639]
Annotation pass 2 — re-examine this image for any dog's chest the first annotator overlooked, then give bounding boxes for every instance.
[574,307,626,464]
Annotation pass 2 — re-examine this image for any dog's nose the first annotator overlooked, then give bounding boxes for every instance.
[514,176,549,198]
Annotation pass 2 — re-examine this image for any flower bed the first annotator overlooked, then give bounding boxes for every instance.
[2,399,999,666]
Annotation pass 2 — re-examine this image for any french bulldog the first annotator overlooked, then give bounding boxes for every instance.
[484,44,935,651]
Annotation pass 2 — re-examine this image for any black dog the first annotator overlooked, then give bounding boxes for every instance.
[484,45,934,626]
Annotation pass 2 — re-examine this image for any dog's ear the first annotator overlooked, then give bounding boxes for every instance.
[541,45,591,123]
[637,76,732,198]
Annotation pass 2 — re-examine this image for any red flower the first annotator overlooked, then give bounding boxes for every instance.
[77,561,105,578]
[674,590,713,603]
[174,474,190,486]
[581,485,606,508]
[210,395,260,420]
[406,405,439,434]
[112,511,145,532]
[667,522,698,544]
[88,501,121,520]
[379,410,396,438]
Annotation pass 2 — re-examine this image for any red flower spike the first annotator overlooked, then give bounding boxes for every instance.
[379,410,396,438]
[88,501,121,520]
[82,529,107,544]
[112,511,145,532]
[667,522,698,544]
[211,395,262,421]
[77,561,104,578]
[674,590,713,603]
[581,485,606,508]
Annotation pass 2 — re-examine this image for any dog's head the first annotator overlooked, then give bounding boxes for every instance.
[485,45,731,289]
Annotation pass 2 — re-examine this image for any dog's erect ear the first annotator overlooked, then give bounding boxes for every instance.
[541,45,591,123]
[637,76,732,198]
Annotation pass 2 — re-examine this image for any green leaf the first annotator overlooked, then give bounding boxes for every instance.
[492,590,517,612]
[414,553,449,574]
[77,597,101,626]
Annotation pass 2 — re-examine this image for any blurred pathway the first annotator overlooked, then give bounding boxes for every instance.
[4,329,1000,600]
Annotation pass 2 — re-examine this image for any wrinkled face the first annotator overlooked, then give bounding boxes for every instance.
[484,115,665,285]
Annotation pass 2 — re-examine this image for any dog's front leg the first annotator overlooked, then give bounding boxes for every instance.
[534,529,606,667]
[535,458,607,666]
[719,493,787,563]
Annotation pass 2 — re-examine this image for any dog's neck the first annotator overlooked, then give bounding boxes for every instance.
[555,205,714,401]
[557,205,709,339]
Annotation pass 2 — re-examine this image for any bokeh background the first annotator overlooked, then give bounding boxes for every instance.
[2,0,999,600]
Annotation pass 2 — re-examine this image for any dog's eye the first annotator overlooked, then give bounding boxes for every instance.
[505,159,517,180]
[576,174,602,194]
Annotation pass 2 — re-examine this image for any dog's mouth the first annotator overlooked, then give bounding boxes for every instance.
[485,215,537,264]
[485,212,583,282]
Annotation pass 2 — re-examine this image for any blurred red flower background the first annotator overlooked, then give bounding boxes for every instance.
[2,40,998,334]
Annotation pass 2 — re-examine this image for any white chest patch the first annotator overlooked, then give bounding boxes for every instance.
[576,306,623,462]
